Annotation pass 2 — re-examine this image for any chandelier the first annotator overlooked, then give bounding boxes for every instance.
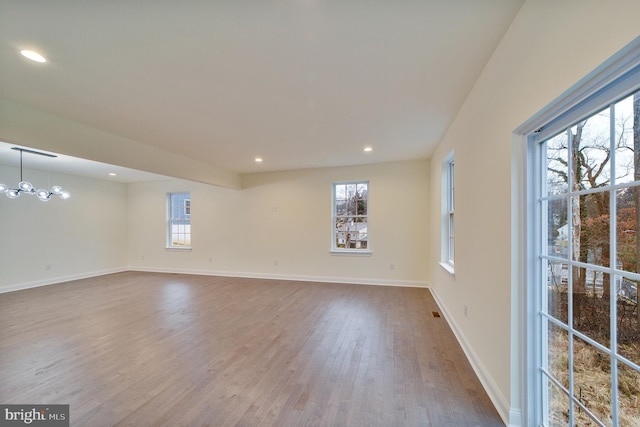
[0,147,70,201]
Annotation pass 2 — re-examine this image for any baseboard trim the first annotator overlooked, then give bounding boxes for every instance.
[428,287,511,427]
[127,266,429,288]
[0,268,128,294]
[1,267,428,294]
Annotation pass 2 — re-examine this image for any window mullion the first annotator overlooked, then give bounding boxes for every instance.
[565,127,577,427]
[609,102,620,426]
[533,135,547,426]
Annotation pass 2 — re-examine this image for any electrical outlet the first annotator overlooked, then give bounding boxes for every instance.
[390,263,395,270]
[464,305,468,317]
[45,264,52,271]
[274,260,279,266]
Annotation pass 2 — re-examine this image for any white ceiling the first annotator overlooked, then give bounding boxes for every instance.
[0,1,523,181]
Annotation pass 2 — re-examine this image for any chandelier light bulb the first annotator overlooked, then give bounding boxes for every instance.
[18,181,33,192]
[7,189,21,199]
[50,185,63,195]
[0,183,7,193]
[60,191,71,200]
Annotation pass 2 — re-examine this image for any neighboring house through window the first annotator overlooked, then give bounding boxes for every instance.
[167,192,191,248]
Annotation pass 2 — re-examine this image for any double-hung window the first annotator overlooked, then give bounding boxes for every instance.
[167,192,191,248]
[441,152,455,272]
[332,181,369,252]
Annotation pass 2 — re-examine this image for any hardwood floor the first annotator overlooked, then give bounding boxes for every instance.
[0,272,503,426]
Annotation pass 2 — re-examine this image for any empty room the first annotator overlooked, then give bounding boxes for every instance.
[1,1,640,426]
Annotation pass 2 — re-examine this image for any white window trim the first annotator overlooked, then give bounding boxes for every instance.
[165,247,192,252]
[330,249,372,256]
[330,180,371,255]
[166,192,192,250]
[516,36,640,427]
[440,151,455,275]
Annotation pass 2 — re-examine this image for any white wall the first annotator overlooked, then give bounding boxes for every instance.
[128,160,430,286]
[0,164,128,291]
[428,0,640,424]
[0,158,428,289]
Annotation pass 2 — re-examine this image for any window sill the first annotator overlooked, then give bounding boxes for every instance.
[439,262,455,276]
[165,247,192,251]
[330,249,372,257]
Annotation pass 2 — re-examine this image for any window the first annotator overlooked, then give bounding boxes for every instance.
[529,65,640,426]
[184,199,191,216]
[167,192,191,248]
[441,152,455,272]
[332,181,369,251]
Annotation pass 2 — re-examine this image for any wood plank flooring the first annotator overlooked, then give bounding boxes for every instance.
[0,272,503,426]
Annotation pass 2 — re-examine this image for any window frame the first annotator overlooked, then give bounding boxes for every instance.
[166,191,192,249]
[518,38,640,427]
[331,180,371,255]
[440,151,455,274]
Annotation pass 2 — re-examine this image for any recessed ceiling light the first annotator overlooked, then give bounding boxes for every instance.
[364,146,373,152]
[108,173,117,176]
[20,50,47,63]
[255,157,263,163]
